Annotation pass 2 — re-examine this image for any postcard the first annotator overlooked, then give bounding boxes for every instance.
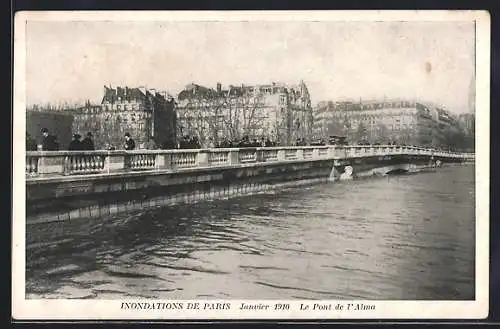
[13,10,489,320]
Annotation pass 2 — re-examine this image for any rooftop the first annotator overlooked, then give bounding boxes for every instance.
[177,81,309,101]
[102,85,169,104]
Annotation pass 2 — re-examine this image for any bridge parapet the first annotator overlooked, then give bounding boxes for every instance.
[25,145,475,179]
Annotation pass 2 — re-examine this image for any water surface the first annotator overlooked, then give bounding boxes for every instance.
[26,164,475,300]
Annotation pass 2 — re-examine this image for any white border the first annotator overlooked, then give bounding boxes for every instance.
[12,10,490,320]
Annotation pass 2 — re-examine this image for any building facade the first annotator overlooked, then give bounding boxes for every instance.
[176,81,313,146]
[458,113,475,136]
[313,98,464,149]
[71,86,177,149]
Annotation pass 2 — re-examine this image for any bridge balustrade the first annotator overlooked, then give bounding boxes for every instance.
[317,147,329,158]
[25,145,475,179]
[125,152,156,170]
[208,150,230,166]
[262,149,279,162]
[171,150,199,169]
[238,149,257,163]
[26,154,39,176]
[284,149,299,160]
[303,148,314,159]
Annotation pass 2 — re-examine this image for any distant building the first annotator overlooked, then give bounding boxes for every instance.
[26,110,74,150]
[176,81,313,146]
[458,113,475,136]
[313,98,463,148]
[71,86,177,149]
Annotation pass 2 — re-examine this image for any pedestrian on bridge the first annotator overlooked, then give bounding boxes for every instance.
[40,128,59,151]
[81,132,95,151]
[124,133,136,150]
[68,134,83,151]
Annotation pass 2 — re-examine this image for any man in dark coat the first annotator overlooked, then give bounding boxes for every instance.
[68,134,83,150]
[124,132,135,150]
[40,128,59,151]
[81,132,95,151]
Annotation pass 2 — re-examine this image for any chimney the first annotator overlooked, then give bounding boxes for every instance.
[217,83,222,93]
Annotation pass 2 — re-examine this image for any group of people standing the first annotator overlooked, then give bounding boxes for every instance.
[27,129,290,152]
[214,136,278,148]
[177,135,201,149]
[26,128,138,151]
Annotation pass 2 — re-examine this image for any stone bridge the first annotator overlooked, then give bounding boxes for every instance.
[24,145,474,224]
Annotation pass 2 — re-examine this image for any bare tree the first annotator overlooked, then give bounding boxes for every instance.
[355,122,368,143]
[208,89,267,143]
[177,95,212,144]
[178,87,295,146]
[375,123,390,144]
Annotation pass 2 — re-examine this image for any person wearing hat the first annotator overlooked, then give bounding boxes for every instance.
[68,133,83,150]
[124,132,135,150]
[81,132,95,151]
[40,128,59,151]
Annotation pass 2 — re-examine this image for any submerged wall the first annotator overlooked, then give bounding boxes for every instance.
[27,159,335,224]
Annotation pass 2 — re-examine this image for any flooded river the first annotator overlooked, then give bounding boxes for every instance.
[26,164,475,300]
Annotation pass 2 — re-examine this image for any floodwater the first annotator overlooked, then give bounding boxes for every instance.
[26,164,475,300]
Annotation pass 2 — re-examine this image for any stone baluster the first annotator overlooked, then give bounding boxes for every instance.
[84,155,90,171]
[25,157,31,174]
[76,156,82,171]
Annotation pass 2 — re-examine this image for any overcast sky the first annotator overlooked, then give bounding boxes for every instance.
[25,20,475,113]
